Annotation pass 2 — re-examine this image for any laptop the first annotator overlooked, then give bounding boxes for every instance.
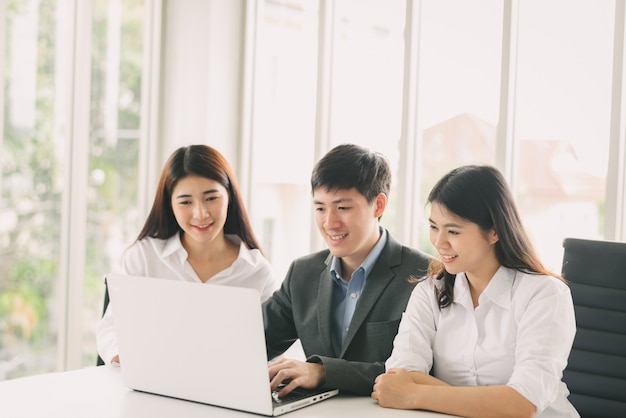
[105,273,339,416]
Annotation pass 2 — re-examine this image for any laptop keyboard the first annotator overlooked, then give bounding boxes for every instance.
[271,385,318,405]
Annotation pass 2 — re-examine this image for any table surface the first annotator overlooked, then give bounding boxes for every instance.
[0,366,458,418]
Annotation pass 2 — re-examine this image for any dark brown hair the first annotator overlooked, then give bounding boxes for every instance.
[136,144,262,252]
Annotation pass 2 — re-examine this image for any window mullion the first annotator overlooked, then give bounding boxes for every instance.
[496,0,519,187]
[397,0,422,247]
[57,0,92,371]
[138,0,164,219]
[310,0,335,252]
[606,1,626,241]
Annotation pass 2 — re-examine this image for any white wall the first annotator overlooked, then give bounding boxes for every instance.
[158,0,246,171]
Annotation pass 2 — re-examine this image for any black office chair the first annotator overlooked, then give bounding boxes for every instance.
[96,279,110,366]
[561,237,626,417]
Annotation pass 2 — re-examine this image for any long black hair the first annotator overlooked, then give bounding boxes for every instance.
[426,165,561,308]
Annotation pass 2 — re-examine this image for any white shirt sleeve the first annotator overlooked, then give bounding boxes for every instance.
[386,269,577,417]
[506,277,576,413]
[385,278,439,372]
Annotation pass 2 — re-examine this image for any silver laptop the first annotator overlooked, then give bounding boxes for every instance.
[105,273,338,416]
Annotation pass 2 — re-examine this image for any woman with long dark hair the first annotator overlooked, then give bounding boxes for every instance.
[372,165,578,417]
[97,145,276,365]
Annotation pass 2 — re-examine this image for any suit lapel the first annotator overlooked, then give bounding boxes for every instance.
[339,235,401,357]
[317,254,335,356]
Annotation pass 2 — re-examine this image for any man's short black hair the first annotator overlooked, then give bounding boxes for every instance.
[311,143,391,203]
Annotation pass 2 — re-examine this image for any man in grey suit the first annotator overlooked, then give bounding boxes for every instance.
[264,143,432,397]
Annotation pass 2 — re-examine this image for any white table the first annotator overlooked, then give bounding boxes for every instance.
[0,366,458,417]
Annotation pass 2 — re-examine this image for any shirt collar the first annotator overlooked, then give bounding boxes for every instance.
[330,227,388,281]
[482,266,516,309]
[160,232,253,265]
[226,234,256,265]
[454,266,516,310]
[162,232,184,257]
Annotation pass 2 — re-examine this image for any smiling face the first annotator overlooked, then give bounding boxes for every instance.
[428,201,500,282]
[171,175,229,246]
[313,187,386,269]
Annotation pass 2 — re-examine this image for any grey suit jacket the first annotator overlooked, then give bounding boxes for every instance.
[262,231,432,395]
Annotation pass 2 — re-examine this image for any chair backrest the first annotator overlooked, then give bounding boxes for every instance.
[561,237,626,417]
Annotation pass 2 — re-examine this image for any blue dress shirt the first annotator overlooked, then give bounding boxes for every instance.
[329,228,388,356]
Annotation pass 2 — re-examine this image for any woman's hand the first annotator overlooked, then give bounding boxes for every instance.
[371,368,420,409]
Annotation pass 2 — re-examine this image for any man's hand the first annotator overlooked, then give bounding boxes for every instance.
[268,358,326,397]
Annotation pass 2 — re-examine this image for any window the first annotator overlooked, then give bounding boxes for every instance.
[248,0,406,280]
[248,0,623,278]
[248,0,320,280]
[327,0,406,234]
[84,0,145,367]
[513,0,614,271]
[413,0,503,252]
[2,0,625,380]
[0,0,145,379]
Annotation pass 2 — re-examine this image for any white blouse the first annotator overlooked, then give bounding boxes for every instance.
[96,233,277,364]
[386,266,579,417]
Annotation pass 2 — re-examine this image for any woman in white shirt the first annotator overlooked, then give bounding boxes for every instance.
[97,145,277,365]
[371,165,578,418]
